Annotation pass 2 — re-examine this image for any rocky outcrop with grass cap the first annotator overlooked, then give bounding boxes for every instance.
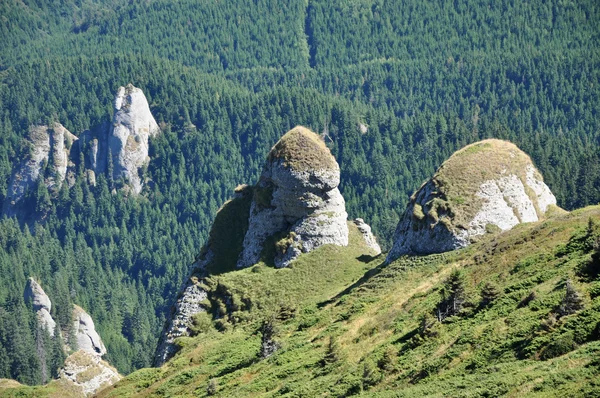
[386,139,558,262]
[155,126,381,366]
[237,126,349,268]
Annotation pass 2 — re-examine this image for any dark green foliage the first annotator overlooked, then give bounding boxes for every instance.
[322,336,341,366]
[1,0,600,386]
[436,270,467,321]
[480,282,501,308]
[558,280,585,317]
[540,333,578,360]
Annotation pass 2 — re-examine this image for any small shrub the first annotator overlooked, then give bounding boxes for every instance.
[518,291,537,308]
[480,282,501,308]
[539,333,578,360]
[190,312,213,335]
[362,358,382,389]
[206,378,218,395]
[378,346,397,372]
[557,279,584,317]
[322,336,342,366]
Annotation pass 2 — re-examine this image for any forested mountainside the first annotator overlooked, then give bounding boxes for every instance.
[0,0,599,386]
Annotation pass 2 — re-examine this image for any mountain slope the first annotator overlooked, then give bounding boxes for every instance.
[82,205,600,397]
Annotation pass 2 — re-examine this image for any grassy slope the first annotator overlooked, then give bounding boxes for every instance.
[4,207,600,397]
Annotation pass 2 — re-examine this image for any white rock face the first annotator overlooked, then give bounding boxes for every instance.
[526,164,557,213]
[71,305,107,356]
[23,278,57,336]
[154,263,209,366]
[238,127,349,268]
[109,84,160,194]
[60,350,120,397]
[3,124,77,214]
[386,140,558,263]
[353,218,381,255]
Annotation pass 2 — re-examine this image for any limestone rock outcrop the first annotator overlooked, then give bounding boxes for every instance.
[109,84,160,193]
[154,126,381,366]
[353,218,381,255]
[80,84,159,193]
[238,126,349,268]
[23,278,57,336]
[71,305,107,356]
[154,273,208,366]
[59,350,120,397]
[386,139,558,263]
[3,123,78,215]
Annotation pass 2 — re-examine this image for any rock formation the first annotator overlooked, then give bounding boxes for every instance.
[155,126,380,366]
[108,84,160,193]
[386,139,557,263]
[238,126,349,268]
[59,350,120,397]
[353,218,381,255]
[23,278,57,336]
[2,84,159,218]
[80,84,159,194]
[154,278,208,366]
[71,305,107,356]
[3,123,78,215]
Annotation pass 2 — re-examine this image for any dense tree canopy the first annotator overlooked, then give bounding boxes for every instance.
[0,0,598,381]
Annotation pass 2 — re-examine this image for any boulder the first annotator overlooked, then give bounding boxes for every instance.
[386,139,558,262]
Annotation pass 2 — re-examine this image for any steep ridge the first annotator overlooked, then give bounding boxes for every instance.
[154,126,380,366]
[386,139,558,263]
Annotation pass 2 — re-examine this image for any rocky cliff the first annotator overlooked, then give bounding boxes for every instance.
[23,278,56,337]
[154,126,379,366]
[71,305,107,356]
[238,126,349,268]
[108,84,160,193]
[3,85,159,217]
[3,123,78,215]
[386,139,557,263]
[80,84,159,194]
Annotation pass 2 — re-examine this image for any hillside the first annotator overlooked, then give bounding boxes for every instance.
[79,205,600,396]
[0,0,599,388]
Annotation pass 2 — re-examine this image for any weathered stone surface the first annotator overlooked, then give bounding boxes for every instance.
[59,350,120,397]
[156,126,379,366]
[24,278,57,336]
[386,139,558,263]
[238,126,349,269]
[353,218,381,255]
[154,260,209,366]
[3,123,77,215]
[71,305,107,356]
[109,84,160,194]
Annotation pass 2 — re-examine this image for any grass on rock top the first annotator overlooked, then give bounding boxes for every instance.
[94,205,600,398]
[416,139,552,232]
[267,126,338,172]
